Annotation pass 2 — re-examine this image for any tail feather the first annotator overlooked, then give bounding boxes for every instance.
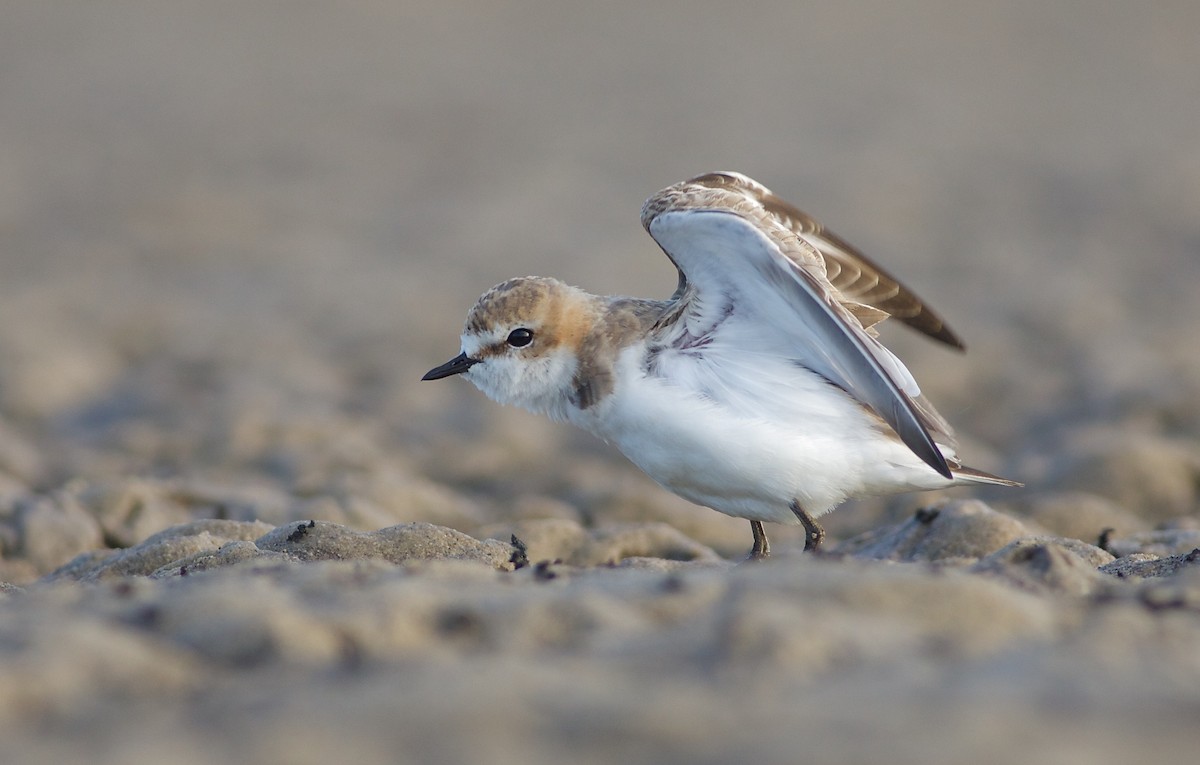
[952,465,1023,488]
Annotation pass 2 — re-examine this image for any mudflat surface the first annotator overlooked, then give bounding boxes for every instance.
[2,2,1200,763]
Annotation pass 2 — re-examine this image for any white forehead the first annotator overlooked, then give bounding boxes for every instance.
[460,328,499,356]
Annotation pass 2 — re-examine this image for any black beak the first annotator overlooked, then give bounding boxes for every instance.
[421,352,481,381]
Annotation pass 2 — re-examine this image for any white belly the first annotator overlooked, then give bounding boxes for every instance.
[568,352,948,524]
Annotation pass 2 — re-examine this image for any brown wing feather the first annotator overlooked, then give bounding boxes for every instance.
[688,172,965,350]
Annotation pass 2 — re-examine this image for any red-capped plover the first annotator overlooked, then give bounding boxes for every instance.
[424,172,1018,558]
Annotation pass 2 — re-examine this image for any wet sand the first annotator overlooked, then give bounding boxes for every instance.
[2,2,1200,763]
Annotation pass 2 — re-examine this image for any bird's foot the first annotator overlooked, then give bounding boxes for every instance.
[790,501,826,553]
[744,520,771,562]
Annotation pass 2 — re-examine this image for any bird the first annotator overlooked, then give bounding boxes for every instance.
[423,171,1019,559]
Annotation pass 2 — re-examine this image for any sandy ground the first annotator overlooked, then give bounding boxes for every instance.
[2,1,1200,763]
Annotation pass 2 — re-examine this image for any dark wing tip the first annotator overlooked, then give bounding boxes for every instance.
[908,315,966,351]
[888,398,954,479]
[755,193,969,352]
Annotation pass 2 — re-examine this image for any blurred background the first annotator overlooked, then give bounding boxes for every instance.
[2,0,1199,562]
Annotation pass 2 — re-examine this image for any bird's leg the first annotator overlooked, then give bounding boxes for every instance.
[789,501,825,552]
[748,520,771,560]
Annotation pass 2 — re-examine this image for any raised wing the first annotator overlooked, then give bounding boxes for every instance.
[667,172,965,349]
[641,175,956,479]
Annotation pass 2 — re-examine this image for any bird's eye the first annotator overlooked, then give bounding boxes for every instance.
[506,328,534,348]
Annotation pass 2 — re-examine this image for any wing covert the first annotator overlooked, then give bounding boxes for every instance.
[666,172,965,350]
